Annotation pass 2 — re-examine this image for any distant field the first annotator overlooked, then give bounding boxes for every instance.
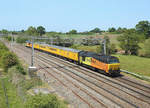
[73,45,99,52]
[113,54,150,77]
[47,32,121,42]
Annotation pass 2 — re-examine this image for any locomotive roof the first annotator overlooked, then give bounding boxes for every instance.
[36,42,81,53]
[49,45,81,52]
[79,51,119,63]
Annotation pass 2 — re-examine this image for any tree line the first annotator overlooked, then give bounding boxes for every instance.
[117,20,150,57]
[0,20,149,37]
[1,20,150,57]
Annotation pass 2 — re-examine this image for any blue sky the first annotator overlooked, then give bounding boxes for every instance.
[0,0,150,32]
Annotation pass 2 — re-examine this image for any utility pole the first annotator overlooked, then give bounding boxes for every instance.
[31,36,34,67]
[11,33,13,50]
[28,36,37,78]
[103,39,106,55]
[51,37,53,45]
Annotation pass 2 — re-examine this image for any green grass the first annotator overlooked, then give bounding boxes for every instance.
[0,77,24,108]
[113,54,150,77]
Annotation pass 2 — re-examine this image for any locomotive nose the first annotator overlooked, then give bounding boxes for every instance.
[108,63,120,71]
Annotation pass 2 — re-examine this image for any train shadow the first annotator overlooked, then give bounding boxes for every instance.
[110,73,124,78]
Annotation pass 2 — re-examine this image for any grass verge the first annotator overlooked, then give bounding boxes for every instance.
[113,54,150,77]
[0,77,24,108]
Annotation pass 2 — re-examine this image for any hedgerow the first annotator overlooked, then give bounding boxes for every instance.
[0,41,26,74]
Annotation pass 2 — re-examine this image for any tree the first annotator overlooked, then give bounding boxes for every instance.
[90,28,101,33]
[108,27,116,32]
[1,29,8,34]
[116,27,127,33]
[136,20,150,38]
[26,26,38,36]
[68,29,77,34]
[21,29,25,33]
[109,43,117,54]
[138,38,150,57]
[37,26,46,36]
[117,29,141,55]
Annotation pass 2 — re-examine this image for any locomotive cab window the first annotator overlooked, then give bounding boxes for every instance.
[82,56,85,61]
[108,59,119,64]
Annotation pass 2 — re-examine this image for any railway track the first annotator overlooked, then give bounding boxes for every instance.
[38,64,104,108]
[6,42,150,108]
[115,76,150,94]
[38,55,130,107]
[36,51,150,107]
[39,61,111,108]
[34,48,150,99]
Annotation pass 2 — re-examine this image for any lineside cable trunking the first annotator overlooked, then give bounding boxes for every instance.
[28,37,37,77]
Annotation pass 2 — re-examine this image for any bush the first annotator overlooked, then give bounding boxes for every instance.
[138,39,150,57]
[109,43,117,54]
[22,77,42,91]
[16,64,26,75]
[1,52,18,72]
[0,42,8,51]
[16,36,28,43]
[0,42,9,58]
[4,36,12,41]
[25,93,67,108]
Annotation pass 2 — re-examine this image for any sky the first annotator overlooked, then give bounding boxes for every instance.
[0,0,150,32]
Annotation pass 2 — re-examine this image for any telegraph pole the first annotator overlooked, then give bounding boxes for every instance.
[103,39,106,55]
[11,33,13,50]
[31,36,34,67]
[28,36,37,78]
[51,37,53,45]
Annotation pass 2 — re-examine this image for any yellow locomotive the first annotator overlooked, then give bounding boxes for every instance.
[26,41,120,75]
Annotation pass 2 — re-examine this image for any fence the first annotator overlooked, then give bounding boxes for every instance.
[121,69,150,81]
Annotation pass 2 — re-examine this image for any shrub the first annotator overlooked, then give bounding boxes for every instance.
[0,42,8,51]
[22,77,42,91]
[25,93,67,108]
[16,36,28,43]
[16,64,26,75]
[4,36,12,41]
[1,52,18,72]
[109,43,117,54]
[0,42,9,58]
[138,39,150,57]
